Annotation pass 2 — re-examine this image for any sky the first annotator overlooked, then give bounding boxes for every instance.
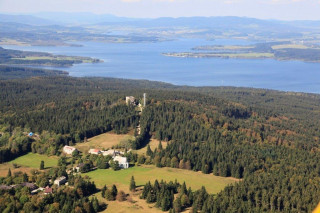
[1,0,320,20]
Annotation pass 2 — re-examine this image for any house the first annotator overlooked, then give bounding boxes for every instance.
[113,156,129,169]
[54,176,67,186]
[89,148,101,155]
[75,163,85,173]
[63,146,77,155]
[75,163,92,173]
[126,96,135,106]
[31,187,44,195]
[44,186,53,195]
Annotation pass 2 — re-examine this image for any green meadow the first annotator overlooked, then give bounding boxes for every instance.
[82,165,239,194]
[9,153,59,169]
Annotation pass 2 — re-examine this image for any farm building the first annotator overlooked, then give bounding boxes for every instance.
[113,156,129,169]
[31,187,44,195]
[44,187,53,195]
[54,176,67,186]
[89,148,101,155]
[63,146,77,155]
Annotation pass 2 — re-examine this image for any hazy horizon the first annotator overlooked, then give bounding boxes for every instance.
[1,0,320,21]
[2,12,320,22]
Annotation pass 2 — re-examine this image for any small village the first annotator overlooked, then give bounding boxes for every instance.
[0,94,145,198]
[0,144,131,197]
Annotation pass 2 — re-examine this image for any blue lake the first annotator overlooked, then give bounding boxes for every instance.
[4,39,320,93]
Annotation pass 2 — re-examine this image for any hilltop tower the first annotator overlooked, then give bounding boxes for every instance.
[143,93,147,107]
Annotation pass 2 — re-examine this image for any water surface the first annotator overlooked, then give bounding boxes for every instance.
[4,39,320,93]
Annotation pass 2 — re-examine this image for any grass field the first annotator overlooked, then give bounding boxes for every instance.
[85,165,239,212]
[9,153,59,169]
[135,139,167,155]
[92,191,163,213]
[83,165,238,194]
[0,163,34,177]
[271,44,309,49]
[75,132,135,153]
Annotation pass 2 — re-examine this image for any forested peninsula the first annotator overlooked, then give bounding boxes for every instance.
[0,46,102,67]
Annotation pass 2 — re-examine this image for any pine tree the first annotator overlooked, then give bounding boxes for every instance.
[7,168,11,177]
[146,144,153,156]
[106,189,114,201]
[154,179,160,192]
[158,141,163,150]
[101,185,107,198]
[111,160,120,171]
[141,181,151,199]
[111,184,118,199]
[173,197,182,212]
[161,193,171,211]
[146,191,156,203]
[130,176,136,192]
[40,160,44,170]
[180,182,187,195]
[92,197,99,212]
[181,194,190,208]
[23,173,28,182]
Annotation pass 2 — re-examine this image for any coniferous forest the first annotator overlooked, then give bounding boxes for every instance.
[1,75,320,212]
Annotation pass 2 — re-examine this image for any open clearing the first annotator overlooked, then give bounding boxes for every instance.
[91,191,163,213]
[271,44,309,49]
[0,163,34,177]
[135,139,167,155]
[9,153,59,169]
[86,165,239,212]
[0,153,58,176]
[75,132,135,153]
[83,165,239,194]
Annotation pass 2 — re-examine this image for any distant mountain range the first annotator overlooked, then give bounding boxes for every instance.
[0,14,59,26]
[1,12,320,30]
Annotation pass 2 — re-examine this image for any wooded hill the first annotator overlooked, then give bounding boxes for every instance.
[0,46,101,67]
[0,65,68,80]
[1,76,320,212]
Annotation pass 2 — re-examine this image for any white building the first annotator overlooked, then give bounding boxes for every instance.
[88,149,101,155]
[63,146,77,155]
[54,176,67,186]
[113,156,129,169]
[126,96,135,106]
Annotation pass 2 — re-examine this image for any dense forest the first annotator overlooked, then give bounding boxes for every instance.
[0,65,68,80]
[1,75,320,211]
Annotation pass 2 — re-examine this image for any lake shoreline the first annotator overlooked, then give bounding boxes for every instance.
[2,38,320,94]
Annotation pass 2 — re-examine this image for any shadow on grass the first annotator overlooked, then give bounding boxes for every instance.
[99,203,108,212]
